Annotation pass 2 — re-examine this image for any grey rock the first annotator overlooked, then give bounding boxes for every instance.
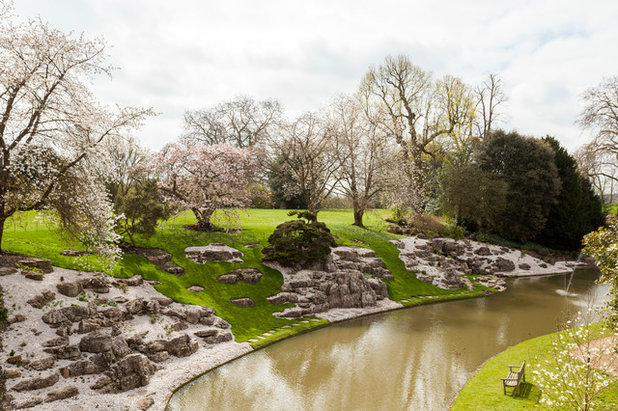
[56,281,83,297]
[187,285,205,292]
[194,329,218,338]
[29,357,55,371]
[185,244,243,263]
[518,263,531,270]
[45,385,79,402]
[79,331,112,353]
[111,336,132,359]
[474,246,492,256]
[59,360,101,378]
[14,396,43,409]
[203,331,233,344]
[42,336,69,348]
[173,321,188,331]
[165,333,198,357]
[146,351,169,363]
[153,297,173,306]
[0,266,18,276]
[43,344,81,360]
[136,396,155,410]
[17,258,53,273]
[4,367,21,378]
[78,319,102,334]
[12,372,59,391]
[495,257,515,272]
[106,353,157,392]
[24,272,45,281]
[229,297,254,307]
[61,250,90,257]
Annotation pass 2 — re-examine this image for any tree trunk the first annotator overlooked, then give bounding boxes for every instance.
[0,216,4,253]
[352,204,365,228]
[191,208,215,231]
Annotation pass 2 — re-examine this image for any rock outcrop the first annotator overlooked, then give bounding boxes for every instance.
[267,246,392,318]
[185,243,243,263]
[393,237,573,291]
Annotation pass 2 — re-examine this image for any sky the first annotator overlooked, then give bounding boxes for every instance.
[11,0,618,152]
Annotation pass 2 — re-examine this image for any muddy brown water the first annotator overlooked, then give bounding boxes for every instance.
[167,267,609,411]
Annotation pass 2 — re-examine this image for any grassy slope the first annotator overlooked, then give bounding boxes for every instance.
[452,323,618,410]
[2,209,484,347]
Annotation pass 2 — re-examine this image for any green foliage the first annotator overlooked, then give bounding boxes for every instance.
[477,130,561,243]
[442,219,465,240]
[262,210,336,267]
[247,183,273,209]
[110,178,174,245]
[267,155,307,209]
[438,163,507,231]
[583,216,618,329]
[0,287,7,324]
[536,136,605,250]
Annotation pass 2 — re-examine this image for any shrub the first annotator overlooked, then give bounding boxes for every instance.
[262,211,336,267]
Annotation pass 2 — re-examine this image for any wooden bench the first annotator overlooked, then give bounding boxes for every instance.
[501,360,526,395]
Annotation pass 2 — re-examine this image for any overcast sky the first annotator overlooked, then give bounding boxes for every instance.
[12,0,618,152]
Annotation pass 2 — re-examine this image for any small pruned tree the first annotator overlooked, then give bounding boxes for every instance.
[262,210,336,267]
[111,179,174,246]
[153,142,254,231]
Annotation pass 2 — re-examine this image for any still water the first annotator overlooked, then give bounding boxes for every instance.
[167,268,608,411]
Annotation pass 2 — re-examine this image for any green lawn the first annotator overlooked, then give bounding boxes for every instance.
[452,323,618,410]
[2,209,485,347]
[603,202,618,214]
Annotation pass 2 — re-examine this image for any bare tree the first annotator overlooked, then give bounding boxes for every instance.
[576,77,618,198]
[275,112,341,212]
[359,56,479,210]
[182,96,283,148]
[327,95,389,227]
[474,73,506,139]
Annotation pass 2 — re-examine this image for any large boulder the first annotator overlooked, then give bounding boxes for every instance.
[495,257,515,272]
[165,333,198,357]
[107,354,157,392]
[56,281,83,297]
[79,331,112,353]
[27,289,56,309]
[43,345,81,360]
[59,360,101,378]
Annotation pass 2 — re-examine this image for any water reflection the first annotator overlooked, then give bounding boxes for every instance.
[167,268,608,411]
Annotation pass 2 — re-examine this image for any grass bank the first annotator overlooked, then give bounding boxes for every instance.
[2,209,486,346]
[451,323,618,410]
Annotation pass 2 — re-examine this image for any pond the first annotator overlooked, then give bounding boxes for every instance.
[167,267,608,411]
